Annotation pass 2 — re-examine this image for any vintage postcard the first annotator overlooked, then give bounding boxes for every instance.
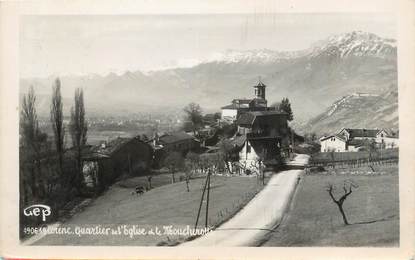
[0,0,414,259]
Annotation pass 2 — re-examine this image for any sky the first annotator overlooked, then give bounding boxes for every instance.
[20,13,396,78]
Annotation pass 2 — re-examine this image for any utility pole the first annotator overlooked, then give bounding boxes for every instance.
[205,169,211,228]
[262,148,267,186]
[195,170,209,229]
[128,154,132,175]
[291,129,295,159]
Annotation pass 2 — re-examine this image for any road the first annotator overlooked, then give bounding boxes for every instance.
[181,154,310,246]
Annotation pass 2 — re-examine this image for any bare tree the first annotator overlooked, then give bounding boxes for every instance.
[218,138,234,174]
[163,152,184,183]
[184,152,200,191]
[50,78,65,176]
[184,161,193,192]
[326,181,358,225]
[69,88,88,190]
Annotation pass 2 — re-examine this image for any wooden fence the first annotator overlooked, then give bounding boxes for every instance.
[309,148,399,168]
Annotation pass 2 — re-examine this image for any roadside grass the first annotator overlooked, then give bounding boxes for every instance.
[263,164,399,247]
[34,174,265,246]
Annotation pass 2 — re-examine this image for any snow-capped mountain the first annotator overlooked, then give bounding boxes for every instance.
[308,31,396,59]
[20,31,397,124]
[203,31,396,64]
[205,49,306,64]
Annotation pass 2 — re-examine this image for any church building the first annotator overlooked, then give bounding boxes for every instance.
[221,79,274,121]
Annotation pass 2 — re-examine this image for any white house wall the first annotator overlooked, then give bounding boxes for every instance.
[221,109,238,120]
[320,137,347,152]
[239,141,260,174]
[376,137,399,148]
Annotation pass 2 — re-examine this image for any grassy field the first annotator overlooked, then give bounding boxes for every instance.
[117,170,189,189]
[263,165,399,247]
[33,174,264,246]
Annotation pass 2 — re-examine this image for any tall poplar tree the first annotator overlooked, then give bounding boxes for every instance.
[69,88,88,189]
[50,78,65,176]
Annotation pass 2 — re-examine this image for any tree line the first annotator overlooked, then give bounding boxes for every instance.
[20,78,88,216]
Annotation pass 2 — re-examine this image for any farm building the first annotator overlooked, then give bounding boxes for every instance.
[149,131,200,168]
[156,131,200,154]
[82,136,153,191]
[320,128,399,152]
[231,110,290,174]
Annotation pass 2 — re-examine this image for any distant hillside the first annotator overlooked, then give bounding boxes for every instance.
[301,91,398,135]
[20,31,397,121]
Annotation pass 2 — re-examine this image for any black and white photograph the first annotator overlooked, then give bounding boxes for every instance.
[1,1,414,258]
[16,12,402,248]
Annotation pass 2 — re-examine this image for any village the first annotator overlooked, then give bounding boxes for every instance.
[19,77,399,247]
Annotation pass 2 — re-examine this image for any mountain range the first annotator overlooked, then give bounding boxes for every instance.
[303,91,398,135]
[20,31,398,134]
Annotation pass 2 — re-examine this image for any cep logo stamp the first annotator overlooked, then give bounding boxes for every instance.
[23,204,51,221]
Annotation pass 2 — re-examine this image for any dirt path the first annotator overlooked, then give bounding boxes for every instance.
[181,154,310,246]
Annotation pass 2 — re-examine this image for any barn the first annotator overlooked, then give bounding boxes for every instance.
[82,136,153,192]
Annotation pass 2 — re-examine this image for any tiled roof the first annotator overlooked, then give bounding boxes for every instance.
[236,113,256,126]
[232,98,253,104]
[347,139,365,147]
[254,80,266,88]
[344,128,380,138]
[249,111,287,117]
[236,111,287,126]
[84,136,148,159]
[320,134,347,142]
[231,134,247,148]
[91,137,132,155]
[158,132,195,144]
[221,104,239,109]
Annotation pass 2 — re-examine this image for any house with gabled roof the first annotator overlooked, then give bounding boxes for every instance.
[320,128,399,152]
[231,110,290,173]
[320,134,348,152]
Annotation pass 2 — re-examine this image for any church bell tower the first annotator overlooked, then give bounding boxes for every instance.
[253,78,266,100]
